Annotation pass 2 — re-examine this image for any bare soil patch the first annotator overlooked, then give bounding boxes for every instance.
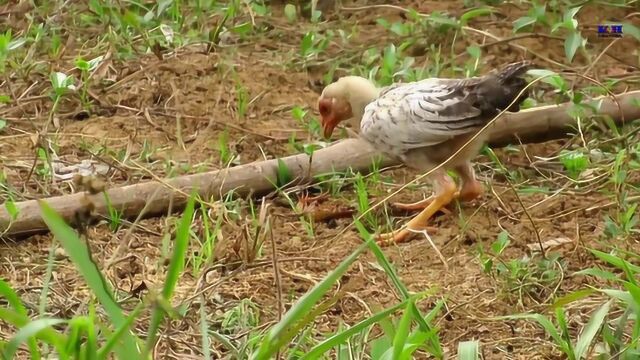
[1,1,639,358]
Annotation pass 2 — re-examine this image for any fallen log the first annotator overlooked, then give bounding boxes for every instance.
[1,91,639,239]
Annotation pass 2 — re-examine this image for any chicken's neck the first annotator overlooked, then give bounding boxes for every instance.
[346,86,381,133]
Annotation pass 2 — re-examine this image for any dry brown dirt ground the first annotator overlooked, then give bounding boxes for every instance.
[1,1,639,359]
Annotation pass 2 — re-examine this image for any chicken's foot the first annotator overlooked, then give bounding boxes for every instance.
[391,174,483,213]
[392,195,452,215]
[377,172,457,245]
[455,162,484,202]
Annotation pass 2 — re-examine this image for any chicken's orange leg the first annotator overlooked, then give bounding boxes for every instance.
[392,162,483,212]
[392,195,435,210]
[454,162,484,202]
[377,171,457,245]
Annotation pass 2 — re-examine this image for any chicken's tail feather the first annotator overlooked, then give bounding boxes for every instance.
[470,60,534,114]
[495,60,533,84]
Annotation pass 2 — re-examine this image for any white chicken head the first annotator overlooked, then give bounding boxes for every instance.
[317,76,379,138]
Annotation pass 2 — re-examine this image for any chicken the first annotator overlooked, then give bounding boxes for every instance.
[317,61,533,245]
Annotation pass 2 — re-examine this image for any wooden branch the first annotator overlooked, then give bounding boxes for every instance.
[1,91,639,239]
[489,90,640,146]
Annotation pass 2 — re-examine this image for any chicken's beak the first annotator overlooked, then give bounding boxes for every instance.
[318,98,337,139]
[322,116,337,139]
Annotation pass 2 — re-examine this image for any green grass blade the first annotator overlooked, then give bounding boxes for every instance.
[38,200,141,359]
[574,300,611,359]
[0,280,40,358]
[97,301,145,359]
[0,308,67,352]
[401,330,431,358]
[598,289,634,304]
[457,340,479,360]
[162,192,196,298]
[498,314,563,347]
[574,268,620,282]
[377,315,396,342]
[209,330,239,358]
[85,305,97,360]
[355,222,442,357]
[300,293,425,359]
[588,249,640,274]
[38,242,56,317]
[393,300,414,360]
[3,318,65,360]
[554,307,576,360]
[550,289,596,309]
[144,192,197,355]
[199,297,212,360]
[252,220,374,360]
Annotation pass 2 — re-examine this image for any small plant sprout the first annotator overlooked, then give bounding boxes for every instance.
[559,149,590,180]
[0,30,26,74]
[550,6,587,63]
[284,3,297,23]
[74,56,103,110]
[235,82,249,119]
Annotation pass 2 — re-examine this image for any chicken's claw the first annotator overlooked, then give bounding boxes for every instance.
[378,175,457,246]
[376,225,439,246]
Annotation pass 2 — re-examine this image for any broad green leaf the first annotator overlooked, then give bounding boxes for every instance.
[513,16,536,32]
[564,31,584,63]
[457,340,479,360]
[400,330,432,358]
[371,336,393,360]
[491,230,510,255]
[75,58,90,72]
[624,282,640,309]
[300,32,314,56]
[3,199,18,220]
[0,308,66,351]
[527,69,567,91]
[460,8,494,25]
[564,6,582,23]
[8,38,25,51]
[230,22,253,35]
[466,45,481,59]
[550,289,596,309]
[390,22,409,36]
[122,10,141,28]
[575,269,619,284]
[284,4,297,23]
[574,300,611,359]
[598,289,634,305]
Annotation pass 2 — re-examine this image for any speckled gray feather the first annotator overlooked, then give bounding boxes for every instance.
[359,61,532,163]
